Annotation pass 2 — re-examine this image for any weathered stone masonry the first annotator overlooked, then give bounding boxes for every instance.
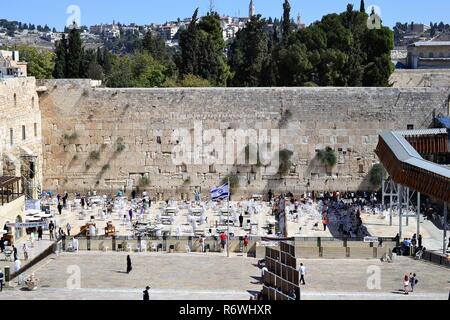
[0,77,43,198]
[37,79,450,199]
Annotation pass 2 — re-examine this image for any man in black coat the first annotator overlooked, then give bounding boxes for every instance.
[143,286,150,300]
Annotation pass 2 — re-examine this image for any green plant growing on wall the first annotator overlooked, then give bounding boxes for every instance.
[317,147,337,168]
[85,163,91,171]
[88,151,100,161]
[278,149,294,176]
[222,175,239,193]
[369,163,385,189]
[82,89,89,97]
[101,164,111,172]
[116,137,126,153]
[244,144,262,167]
[63,132,78,142]
[139,176,150,187]
[183,176,191,184]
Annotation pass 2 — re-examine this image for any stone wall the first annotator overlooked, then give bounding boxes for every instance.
[390,69,450,88]
[38,79,450,199]
[0,77,43,198]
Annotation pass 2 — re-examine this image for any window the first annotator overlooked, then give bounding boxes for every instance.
[10,128,13,146]
[32,97,35,108]
[407,124,414,130]
[429,52,434,58]
[13,93,17,107]
[34,123,37,137]
[209,165,216,173]
[156,136,162,144]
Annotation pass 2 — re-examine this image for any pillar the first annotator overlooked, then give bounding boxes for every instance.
[444,202,448,255]
[389,181,393,226]
[406,188,410,226]
[417,192,421,237]
[398,184,403,240]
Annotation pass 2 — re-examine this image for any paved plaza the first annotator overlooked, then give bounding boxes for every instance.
[1,252,448,300]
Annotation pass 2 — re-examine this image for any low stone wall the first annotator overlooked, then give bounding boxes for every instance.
[390,69,450,88]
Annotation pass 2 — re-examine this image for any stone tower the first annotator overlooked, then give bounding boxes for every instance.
[249,0,255,18]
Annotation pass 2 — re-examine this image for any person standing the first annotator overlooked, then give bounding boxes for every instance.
[299,263,306,285]
[128,209,133,222]
[14,259,21,273]
[410,273,418,292]
[126,255,132,274]
[268,189,273,202]
[0,268,3,292]
[403,275,410,295]
[66,223,72,237]
[239,214,244,228]
[243,235,249,253]
[0,238,4,253]
[418,234,422,248]
[23,243,28,261]
[12,245,18,261]
[57,202,63,215]
[199,235,206,253]
[322,216,328,232]
[143,286,150,300]
[49,221,55,240]
[261,266,268,283]
[219,232,227,250]
[37,226,43,241]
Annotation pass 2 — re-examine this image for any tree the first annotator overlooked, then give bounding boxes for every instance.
[179,8,200,76]
[106,52,166,88]
[66,27,83,78]
[228,15,270,87]
[282,0,292,42]
[179,10,229,86]
[53,35,67,78]
[177,74,212,87]
[13,45,55,79]
[360,0,366,13]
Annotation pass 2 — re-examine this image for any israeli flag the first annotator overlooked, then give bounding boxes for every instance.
[211,183,230,201]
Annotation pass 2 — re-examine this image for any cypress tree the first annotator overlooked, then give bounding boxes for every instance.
[360,0,366,13]
[66,26,83,78]
[53,35,67,78]
[282,0,292,42]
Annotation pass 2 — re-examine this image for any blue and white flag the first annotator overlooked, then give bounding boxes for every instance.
[211,183,230,201]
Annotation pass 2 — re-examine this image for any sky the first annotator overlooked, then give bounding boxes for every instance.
[2,0,450,30]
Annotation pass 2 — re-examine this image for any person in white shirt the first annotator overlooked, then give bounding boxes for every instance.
[261,266,268,283]
[14,259,21,273]
[299,263,306,285]
[200,235,206,253]
[72,237,79,252]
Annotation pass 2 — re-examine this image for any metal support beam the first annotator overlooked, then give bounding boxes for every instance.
[444,202,448,255]
[389,180,394,226]
[417,192,421,237]
[406,188,410,226]
[398,184,403,240]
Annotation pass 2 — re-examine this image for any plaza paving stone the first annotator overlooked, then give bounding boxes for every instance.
[0,252,448,300]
